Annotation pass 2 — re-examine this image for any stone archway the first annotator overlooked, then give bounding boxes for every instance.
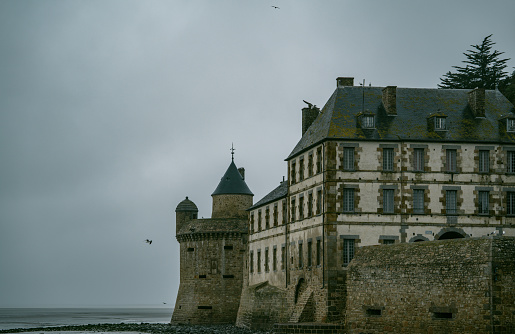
[435,227,468,240]
[409,235,430,242]
[294,278,307,304]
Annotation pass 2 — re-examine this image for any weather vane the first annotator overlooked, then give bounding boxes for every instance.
[230,143,235,161]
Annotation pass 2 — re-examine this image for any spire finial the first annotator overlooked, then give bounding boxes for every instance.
[230,143,235,161]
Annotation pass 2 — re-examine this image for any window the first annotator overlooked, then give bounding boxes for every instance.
[308,154,314,177]
[446,190,457,214]
[210,260,217,274]
[265,249,269,272]
[281,245,285,270]
[478,191,489,215]
[307,240,312,267]
[316,190,322,214]
[316,147,322,174]
[298,243,303,268]
[291,198,296,221]
[413,189,424,214]
[250,213,254,234]
[299,196,304,219]
[273,205,278,226]
[273,247,277,271]
[446,149,457,172]
[508,151,515,173]
[362,116,374,128]
[383,189,394,213]
[383,148,394,171]
[290,161,296,184]
[508,119,515,132]
[478,150,489,173]
[265,207,270,229]
[308,193,313,217]
[343,147,354,171]
[282,200,287,224]
[258,210,262,231]
[257,250,261,273]
[413,148,424,172]
[343,188,354,213]
[343,239,355,266]
[508,192,515,215]
[316,239,321,266]
[383,239,395,245]
[435,117,446,130]
[299,158,305,181]
[250,252,254,273]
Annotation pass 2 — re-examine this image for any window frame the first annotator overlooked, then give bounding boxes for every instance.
[362,115,375,129]
[343,239,355,266]
[383,189,394,214]
[508,151,515,173]
[383,148,394,171]
[413,189,425,214]
[343,147,355,171]
[446,190,457,215]
[343,188,355,213]
[508,192,515,215]
[435,117,446,130]
[413,148,424,172]
[479,150,490,173]
[478,191,489,215]
[446,149,457,173]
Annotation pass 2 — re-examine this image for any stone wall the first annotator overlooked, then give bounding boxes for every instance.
[345,237,515,334]
[235,282,289,330]
[212,194,253,219]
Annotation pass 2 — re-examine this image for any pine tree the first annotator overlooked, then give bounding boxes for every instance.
[438,34,510,89]
[499,70,515,105]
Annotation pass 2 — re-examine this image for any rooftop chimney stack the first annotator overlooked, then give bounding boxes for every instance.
[468,88,486,118]
[302,106,319,136]
[382,86,397,115]
[336,77,354,88]
[238,167,245,180]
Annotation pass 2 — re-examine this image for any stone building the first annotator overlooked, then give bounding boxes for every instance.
[235,77,515,331]
[171,158,252,325]
[171,76,515,332]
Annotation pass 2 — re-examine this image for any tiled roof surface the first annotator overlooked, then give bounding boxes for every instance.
[212,160,253,196]
[248,181,288,211]
[288,87,515,159]
[175,197,198,212]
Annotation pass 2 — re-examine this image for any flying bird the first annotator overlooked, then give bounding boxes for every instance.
[145,239,152,245]
[271,6,280,9]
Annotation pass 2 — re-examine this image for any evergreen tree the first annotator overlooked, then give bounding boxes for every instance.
[499,70,515,105]
[439,34,510,89]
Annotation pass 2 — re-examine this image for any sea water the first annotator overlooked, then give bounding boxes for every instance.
[0,307,173,330]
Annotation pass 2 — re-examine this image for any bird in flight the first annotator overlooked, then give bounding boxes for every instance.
[271,6,280,9]
[145,239,152,245]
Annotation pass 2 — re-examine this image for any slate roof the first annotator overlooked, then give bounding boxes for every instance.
[175,197,198,212]
[248,181,288,211]
[212,160,253,196]
[288,86,515,159]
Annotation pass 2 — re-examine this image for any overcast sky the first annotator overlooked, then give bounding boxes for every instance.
[1,0,514,308]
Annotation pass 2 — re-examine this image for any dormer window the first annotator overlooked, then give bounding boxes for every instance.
[508,119,515,132]
[435,117,446,130]
[362,116,375,128]
[357,111,376,129]
[427,112,447,132]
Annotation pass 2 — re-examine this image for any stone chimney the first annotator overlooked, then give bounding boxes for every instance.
[468,88,485,118]
[382,86,397,115]
[337,77,354,88]
[302,107,319,135]
[238,167,245,180]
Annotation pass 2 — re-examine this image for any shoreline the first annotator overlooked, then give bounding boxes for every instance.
[0,323,271,334]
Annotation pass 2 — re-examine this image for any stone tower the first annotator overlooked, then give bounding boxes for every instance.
[171,156,253,325]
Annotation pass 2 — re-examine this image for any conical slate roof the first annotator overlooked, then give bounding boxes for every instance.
[212,160,253,196]
[175,197,198,212]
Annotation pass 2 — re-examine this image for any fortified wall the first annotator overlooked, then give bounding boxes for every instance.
[346,237,515,334]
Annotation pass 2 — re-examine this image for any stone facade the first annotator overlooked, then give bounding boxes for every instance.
[171,160,252,325]
[346,237,515,334]
[171,77,515,332]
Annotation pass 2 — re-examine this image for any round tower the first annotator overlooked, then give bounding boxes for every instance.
[211,160,253,218]
[175,197,198,235]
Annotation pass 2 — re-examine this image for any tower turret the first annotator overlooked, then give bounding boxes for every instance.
[211,160,253,219]
[175,196,198,235]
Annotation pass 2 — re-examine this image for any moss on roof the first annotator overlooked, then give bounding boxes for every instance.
[287,87,515,159]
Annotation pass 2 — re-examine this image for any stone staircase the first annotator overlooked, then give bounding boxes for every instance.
[289,286,314,323]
